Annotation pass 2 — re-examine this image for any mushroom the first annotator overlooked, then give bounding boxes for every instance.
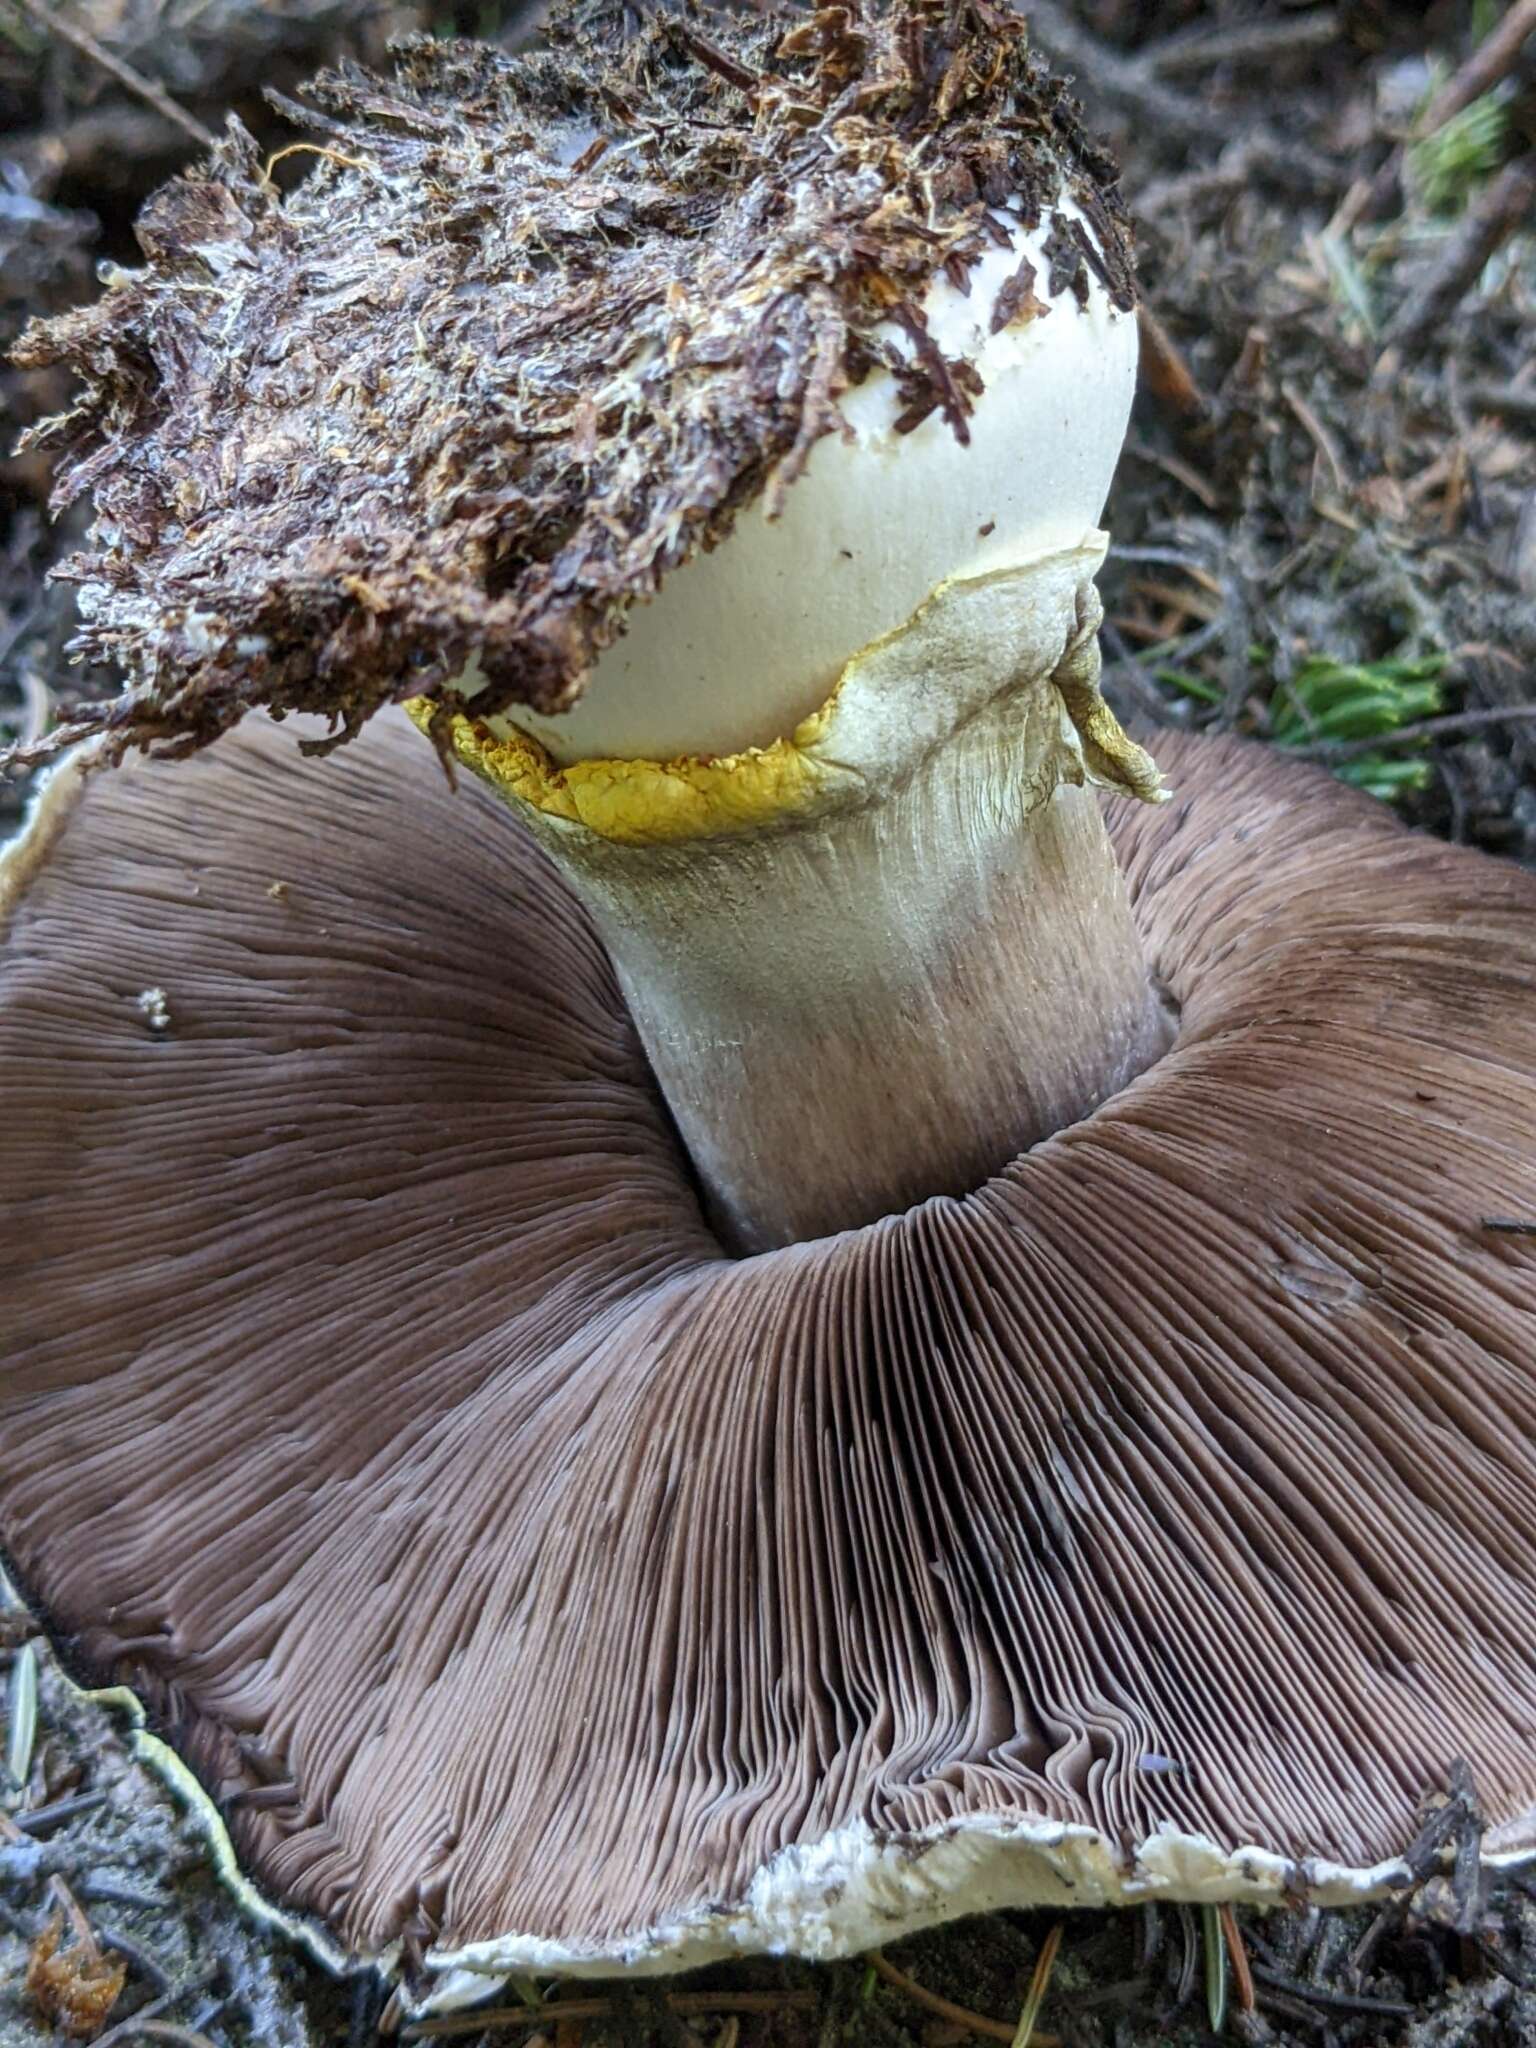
[4,0,1536,2008]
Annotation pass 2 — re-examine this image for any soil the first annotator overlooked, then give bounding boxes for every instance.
[2,3,1534,2046]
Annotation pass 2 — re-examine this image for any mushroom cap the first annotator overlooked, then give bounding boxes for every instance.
[3,717,1536,1988]
[9,0,1137,771]
[511,210,1140,763]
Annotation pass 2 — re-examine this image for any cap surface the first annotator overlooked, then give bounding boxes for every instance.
[10,0,1135,769]
[509,209,1140,764]
[3,718,1536,1981]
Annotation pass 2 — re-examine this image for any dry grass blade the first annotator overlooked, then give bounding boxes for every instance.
[1137,303,1206,417]
[5,1638,38,1795]
[1219,1904,1256,2015]
[1012,1924,1064,2048]
[1202,1904,1228,2034]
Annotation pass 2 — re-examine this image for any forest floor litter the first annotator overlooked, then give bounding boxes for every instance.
[3,0,1534,2042]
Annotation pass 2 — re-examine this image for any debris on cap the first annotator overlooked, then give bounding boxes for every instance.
[8,0,1135,771]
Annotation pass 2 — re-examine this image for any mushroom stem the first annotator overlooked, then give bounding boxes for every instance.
[437,542,1173,1253]
[595,768,1164,1255]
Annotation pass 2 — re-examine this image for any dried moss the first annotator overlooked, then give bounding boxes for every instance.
[6,0,1134,770]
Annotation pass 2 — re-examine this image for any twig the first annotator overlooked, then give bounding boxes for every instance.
[224,1781,299,1812]
[1253,1981,1333,2028]
[1479,1938,1536,1990]
[1148,11,1340,76]
[1418,0,1536,142]
[1385,154,1536,352]
[1138,135,1334,220]
[1284,705,1536,761]
[16,671,53,754]
[669,22,764,98]
[1230,326,1268,398]
[1022,0,1336,186]
[78,1880,168,1911]
[91,1968,219,2048]
[95,2027,220,2048]
[0,586,46,694]
[1129,576,1221,622]
[96,1925,172,1993]
[348,1970,390,2048]
[1352,0,1536,223]
[1281,381,1349,497]
[867,1953,1059,2047]
[0,1895,40,1937]
[1058,1973,1152,2015]
[405,1993,818,2041]
[1133,158,1252,220]
[1346,1898,1400,1979]
[1463,380,1536,424]
[1248,1964,1414,2018]
[14,1791,109,1835]
[1106,546,1216,573]
[7,106,192,195]
[48,1874,101,1962]
[8,0,216,151]
[553,2014,582,2048]
[1217,509,1261,730]
[1125,442,1221,510]
[1099,622,1188,727]
[1447,1758,1485,1934]
[1481,1218,1536,1235]
[94,1999,182,2048]
[1015,1,1224,150]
